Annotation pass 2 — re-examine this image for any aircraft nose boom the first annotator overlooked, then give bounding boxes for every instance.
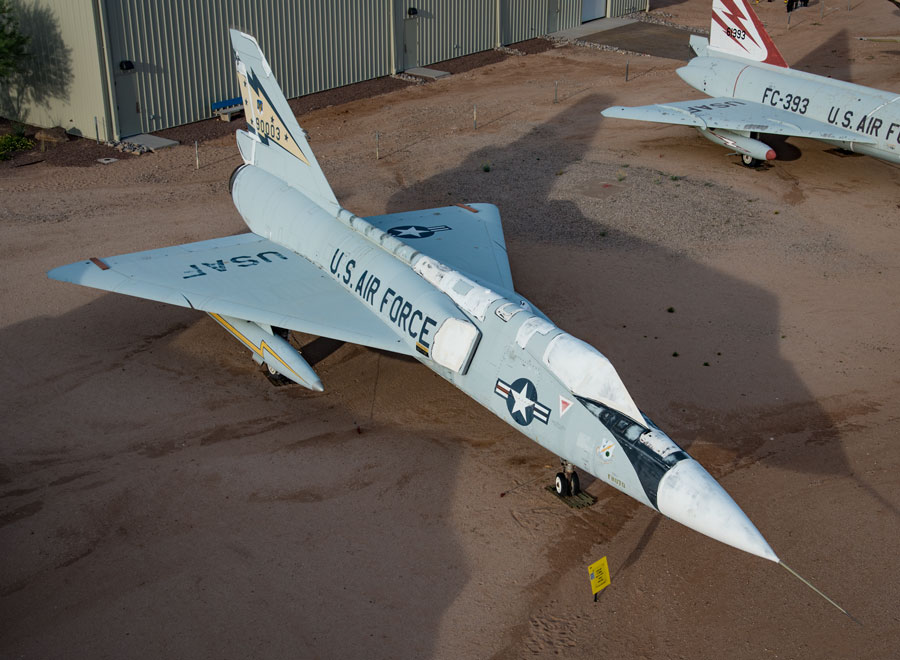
[656,458,778,562]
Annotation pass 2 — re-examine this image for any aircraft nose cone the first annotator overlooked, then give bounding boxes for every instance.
[657,458,778,562]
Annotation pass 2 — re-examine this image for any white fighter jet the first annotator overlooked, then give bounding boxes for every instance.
[602,0,900,166]
[49,30,780,566]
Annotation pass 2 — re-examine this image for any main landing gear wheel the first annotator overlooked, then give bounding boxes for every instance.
[741,132,763,168]
[568,471,580,496]
[741,153,762,168]
[261,361,290,386]
[555,472,570,497]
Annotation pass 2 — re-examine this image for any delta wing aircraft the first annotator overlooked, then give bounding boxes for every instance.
[50,29,779,565]
[602,0,900,167]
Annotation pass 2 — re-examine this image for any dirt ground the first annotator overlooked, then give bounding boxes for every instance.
[2,1,899,658]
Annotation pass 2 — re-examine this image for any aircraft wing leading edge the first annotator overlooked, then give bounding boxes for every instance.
[47,233,414,356]
[602,98,876,143]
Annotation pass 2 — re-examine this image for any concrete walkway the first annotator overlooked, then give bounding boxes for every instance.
[404,67,450,80]
[127,133,179,151]
[549,17,638,41]
[550,17,703,62]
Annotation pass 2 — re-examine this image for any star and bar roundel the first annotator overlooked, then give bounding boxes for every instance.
[495,377,551,426]
[387,225,451,239]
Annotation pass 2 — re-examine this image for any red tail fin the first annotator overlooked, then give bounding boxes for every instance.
[709,0,788,67]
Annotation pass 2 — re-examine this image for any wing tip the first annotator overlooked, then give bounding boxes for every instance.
[47,261,87,283]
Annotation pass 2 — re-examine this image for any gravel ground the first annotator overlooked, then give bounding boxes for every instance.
[2,5,899,659]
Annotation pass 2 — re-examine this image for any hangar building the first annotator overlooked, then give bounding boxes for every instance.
[4,0,644,141]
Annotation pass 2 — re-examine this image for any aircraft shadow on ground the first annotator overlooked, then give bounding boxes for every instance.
[766,133,803,161]
[0,292,470,658]
[792,28,852,81]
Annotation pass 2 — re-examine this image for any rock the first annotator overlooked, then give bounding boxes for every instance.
[35,126,68,144]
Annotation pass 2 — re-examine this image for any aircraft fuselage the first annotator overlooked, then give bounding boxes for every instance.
[679,56,900,163]
[230,161,778,562]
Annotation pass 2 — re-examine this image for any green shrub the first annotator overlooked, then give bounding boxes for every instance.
[0,133,34,160]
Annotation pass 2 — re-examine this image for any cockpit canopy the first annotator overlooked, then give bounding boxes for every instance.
[579,396,688,468]
[542,333,642,420]
[542,332,689,475]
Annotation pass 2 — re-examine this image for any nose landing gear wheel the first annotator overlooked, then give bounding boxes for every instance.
[568,471,580,496]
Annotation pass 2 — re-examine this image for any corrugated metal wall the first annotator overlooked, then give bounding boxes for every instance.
[101,0,586,137]
[499,0,581,45]
[607,0,648,19]
[392,0,496,69]
[10,0,592,139]
[580,0,606,21]
[557,0,583,30]
[101,0,395,137]
[500,0,544,45]
[499,0,582,46]
[2,0,112,140]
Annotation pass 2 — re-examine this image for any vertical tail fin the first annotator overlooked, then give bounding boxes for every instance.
[709,0,788,68]
[229,29,339,211]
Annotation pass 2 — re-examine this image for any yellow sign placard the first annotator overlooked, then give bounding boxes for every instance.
[588,557,611,595]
